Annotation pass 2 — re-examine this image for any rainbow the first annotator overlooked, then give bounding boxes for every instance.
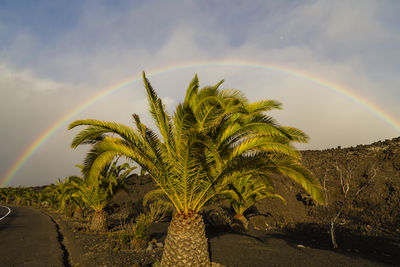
[1,59,400,187]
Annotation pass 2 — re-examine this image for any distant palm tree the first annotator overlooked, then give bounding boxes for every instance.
[44,178,72,215]
[61,175,86,219]
[0,187,14,204]
[66,161,134,231]
[69,73,324,266]
[23,188,37,206]
[13,186,27,206]
[35,191,46,207]
[42,190,58,208]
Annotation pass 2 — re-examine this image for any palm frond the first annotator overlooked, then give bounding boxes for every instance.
[184,74,199,107]
[245,100,282,113]
[276,162,325,204]
[143,188,168,206]
[69,119,138,148]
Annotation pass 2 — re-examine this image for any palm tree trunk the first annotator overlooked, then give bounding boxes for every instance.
[65,204,74,218]
[90,210,108,232]
[232,214,249,232]
[73,206,84,219]
[161,212,210,267]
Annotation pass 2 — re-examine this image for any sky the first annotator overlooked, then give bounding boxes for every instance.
[1,0,399,187]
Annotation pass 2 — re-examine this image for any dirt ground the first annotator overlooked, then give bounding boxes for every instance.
[17,137,399,266]
[44,208,399,267]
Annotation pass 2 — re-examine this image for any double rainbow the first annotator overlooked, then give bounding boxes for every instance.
[1,60,399,187]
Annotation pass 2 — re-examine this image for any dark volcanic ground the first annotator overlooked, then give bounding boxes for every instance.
[42,208,397,267]
[2,136,399,266]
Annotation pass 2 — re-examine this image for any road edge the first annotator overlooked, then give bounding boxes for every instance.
[40,209,85,267]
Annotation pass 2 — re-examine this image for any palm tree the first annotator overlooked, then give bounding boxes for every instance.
[44,178,72,214]
[66,161,134,231]
[221,174,285,231]
[34,191,46,207]
[23,188,37,206]
[0,187,14,204]
[69,72,324,266]
[42,190,59,208]
[61,177,86,219]
[13,186,27,206]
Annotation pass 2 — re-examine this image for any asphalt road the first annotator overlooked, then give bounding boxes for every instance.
[0,206,66,267]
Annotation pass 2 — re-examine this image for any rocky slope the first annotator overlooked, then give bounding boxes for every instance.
[113,136,400,236]
[245,136,400,238]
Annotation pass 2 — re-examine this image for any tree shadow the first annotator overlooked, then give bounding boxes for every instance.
[274,222,400,266]
[206,224,265,243]
[149,222,169,241]
[205,221,399,266]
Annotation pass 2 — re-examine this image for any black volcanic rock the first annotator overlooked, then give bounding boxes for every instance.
[108,136,400,237]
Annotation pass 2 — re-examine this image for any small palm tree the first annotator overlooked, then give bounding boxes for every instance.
[66,161,134,231]
[221,174,285,231]
[13,186,27,205]
[61,179,86,219]
[0,187,14,204]
[35,192,46,207]
[69,73,324,266]
[44,178,72,214]
[42,190,59,208]
[23,188,37,206]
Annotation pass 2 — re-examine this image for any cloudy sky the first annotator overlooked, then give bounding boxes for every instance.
[1,0,399,187]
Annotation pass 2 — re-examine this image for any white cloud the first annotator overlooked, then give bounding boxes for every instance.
[0,63,59,93]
